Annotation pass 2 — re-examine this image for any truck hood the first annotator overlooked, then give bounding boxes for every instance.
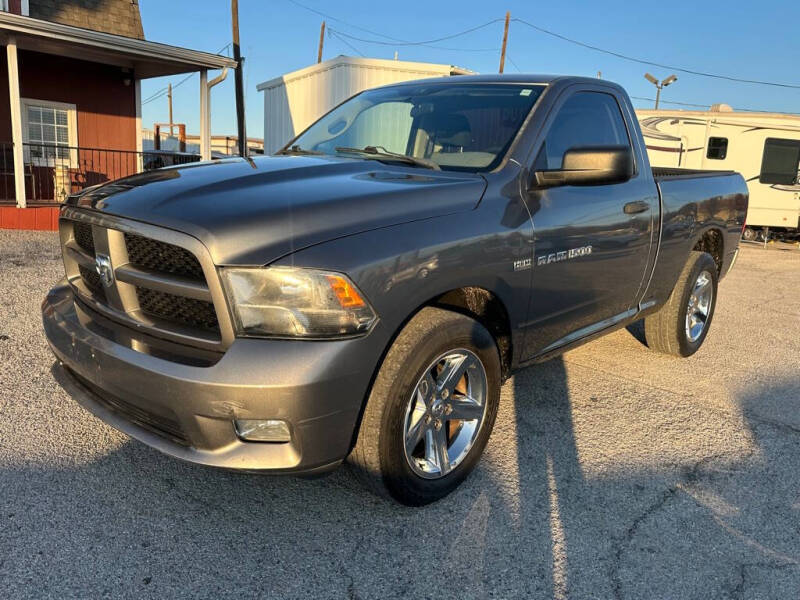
[68,155,486,265]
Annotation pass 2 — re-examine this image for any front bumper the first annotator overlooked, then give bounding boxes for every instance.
[42,281,380,474]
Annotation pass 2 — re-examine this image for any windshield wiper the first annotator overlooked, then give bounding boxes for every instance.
[278,145,324,156]
[334,146,440,170]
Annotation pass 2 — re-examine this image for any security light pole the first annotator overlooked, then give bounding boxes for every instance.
[644,73,677,109]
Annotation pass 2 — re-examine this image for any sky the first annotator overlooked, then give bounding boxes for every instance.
[139,0,800,141]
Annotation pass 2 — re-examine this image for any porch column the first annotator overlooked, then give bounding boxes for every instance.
[135,78,143,172]
[199,69,210,161]
[6,35,26,208]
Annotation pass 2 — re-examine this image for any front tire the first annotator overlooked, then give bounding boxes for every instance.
[349,307,501,506]
[644,251,718,357]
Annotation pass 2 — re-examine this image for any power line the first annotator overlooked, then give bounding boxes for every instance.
[328,29,366,57]
[286,1,499,53]
[287,3,800,91]
[288,0,497,52]
[142,72,193,105]
[327,27,499,53]
[142,89,169,105]
[142,43,233,106]
[325,19,503,47]
[631,96,800,115]
[286,0,406,42]
[287,5,800,112]
[512,17,800,91]
[630,96,709,109]
[142,87,168,103]
[506,55,522,73]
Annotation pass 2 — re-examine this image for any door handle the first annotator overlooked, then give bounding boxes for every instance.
[623,200,650,214]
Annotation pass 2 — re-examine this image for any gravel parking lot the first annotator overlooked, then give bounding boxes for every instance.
[1,230,799,599]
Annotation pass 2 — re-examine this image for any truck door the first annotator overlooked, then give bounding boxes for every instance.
[523,89,656,357]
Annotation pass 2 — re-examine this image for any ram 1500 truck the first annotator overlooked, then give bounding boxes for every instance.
[43,75,748,505]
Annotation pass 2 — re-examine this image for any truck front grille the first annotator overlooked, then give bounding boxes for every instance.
[124,233,205,281]
[78,264,105,300]
[73,221,95,256]
[136,287,219,332]
[60,212,230,351]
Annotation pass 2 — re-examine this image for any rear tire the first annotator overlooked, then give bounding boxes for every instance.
[644,251,718,357]
[349,307,501,506]
[742,227,757,242]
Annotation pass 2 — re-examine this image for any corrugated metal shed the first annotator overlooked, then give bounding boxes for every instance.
[257,55,473,154]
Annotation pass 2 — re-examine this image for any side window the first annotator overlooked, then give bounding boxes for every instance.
[707,137,728,160]
[760,138,800,185]
[536,91,630,170]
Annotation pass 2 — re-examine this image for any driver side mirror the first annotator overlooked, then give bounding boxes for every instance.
[532,145,633,189]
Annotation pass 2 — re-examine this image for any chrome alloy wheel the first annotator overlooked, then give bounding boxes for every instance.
[686,270,713,343]
[402,349,488,479]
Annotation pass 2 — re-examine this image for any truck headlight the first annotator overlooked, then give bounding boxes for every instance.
[220,267,377,338]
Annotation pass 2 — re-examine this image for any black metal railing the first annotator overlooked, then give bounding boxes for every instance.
[0,142,201,204]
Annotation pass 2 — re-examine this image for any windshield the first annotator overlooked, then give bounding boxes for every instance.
[285,83,545,172]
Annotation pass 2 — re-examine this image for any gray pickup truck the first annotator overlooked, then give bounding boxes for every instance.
[43,75,748,505]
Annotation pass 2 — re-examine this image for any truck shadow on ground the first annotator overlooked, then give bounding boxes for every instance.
[3,360,800,598]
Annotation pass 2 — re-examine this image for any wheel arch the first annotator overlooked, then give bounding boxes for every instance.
[347,285,514,453]
[429,287,513,381]
[692,226,724,274]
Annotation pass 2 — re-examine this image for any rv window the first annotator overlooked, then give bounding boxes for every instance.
[707,137,728,160]
[760,138,800,185]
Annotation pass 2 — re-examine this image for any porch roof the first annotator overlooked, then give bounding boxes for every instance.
[0,11,236,78]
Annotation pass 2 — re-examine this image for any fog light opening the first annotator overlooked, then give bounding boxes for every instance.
[234,419,291,443]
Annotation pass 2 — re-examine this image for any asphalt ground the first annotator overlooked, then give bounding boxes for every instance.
[1,230,799,599]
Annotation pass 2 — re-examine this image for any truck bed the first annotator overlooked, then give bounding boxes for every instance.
[652,167,736,180]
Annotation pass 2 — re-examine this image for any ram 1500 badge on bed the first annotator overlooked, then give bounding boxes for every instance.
[43,75,748,505]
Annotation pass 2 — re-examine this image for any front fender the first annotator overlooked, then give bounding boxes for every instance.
[272,204,533,370]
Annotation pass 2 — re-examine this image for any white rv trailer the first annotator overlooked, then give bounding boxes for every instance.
[637,106,800,240]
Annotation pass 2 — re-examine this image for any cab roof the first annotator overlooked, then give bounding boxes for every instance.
[386,73,613,86]
[378,73,626,93]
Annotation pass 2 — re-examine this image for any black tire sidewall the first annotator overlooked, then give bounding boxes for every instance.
[378,315,501,505]
[675,253,719,356]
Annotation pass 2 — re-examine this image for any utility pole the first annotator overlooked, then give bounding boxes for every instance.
[499,11,510,73]
[167,83,173,137]
[317,21,326,63]
[231,0,247,156]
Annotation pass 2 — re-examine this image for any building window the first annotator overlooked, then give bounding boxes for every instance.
[707,137,728,160]
[760,138,800,185]
[21,98,78,166]
[0,1,29,15]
